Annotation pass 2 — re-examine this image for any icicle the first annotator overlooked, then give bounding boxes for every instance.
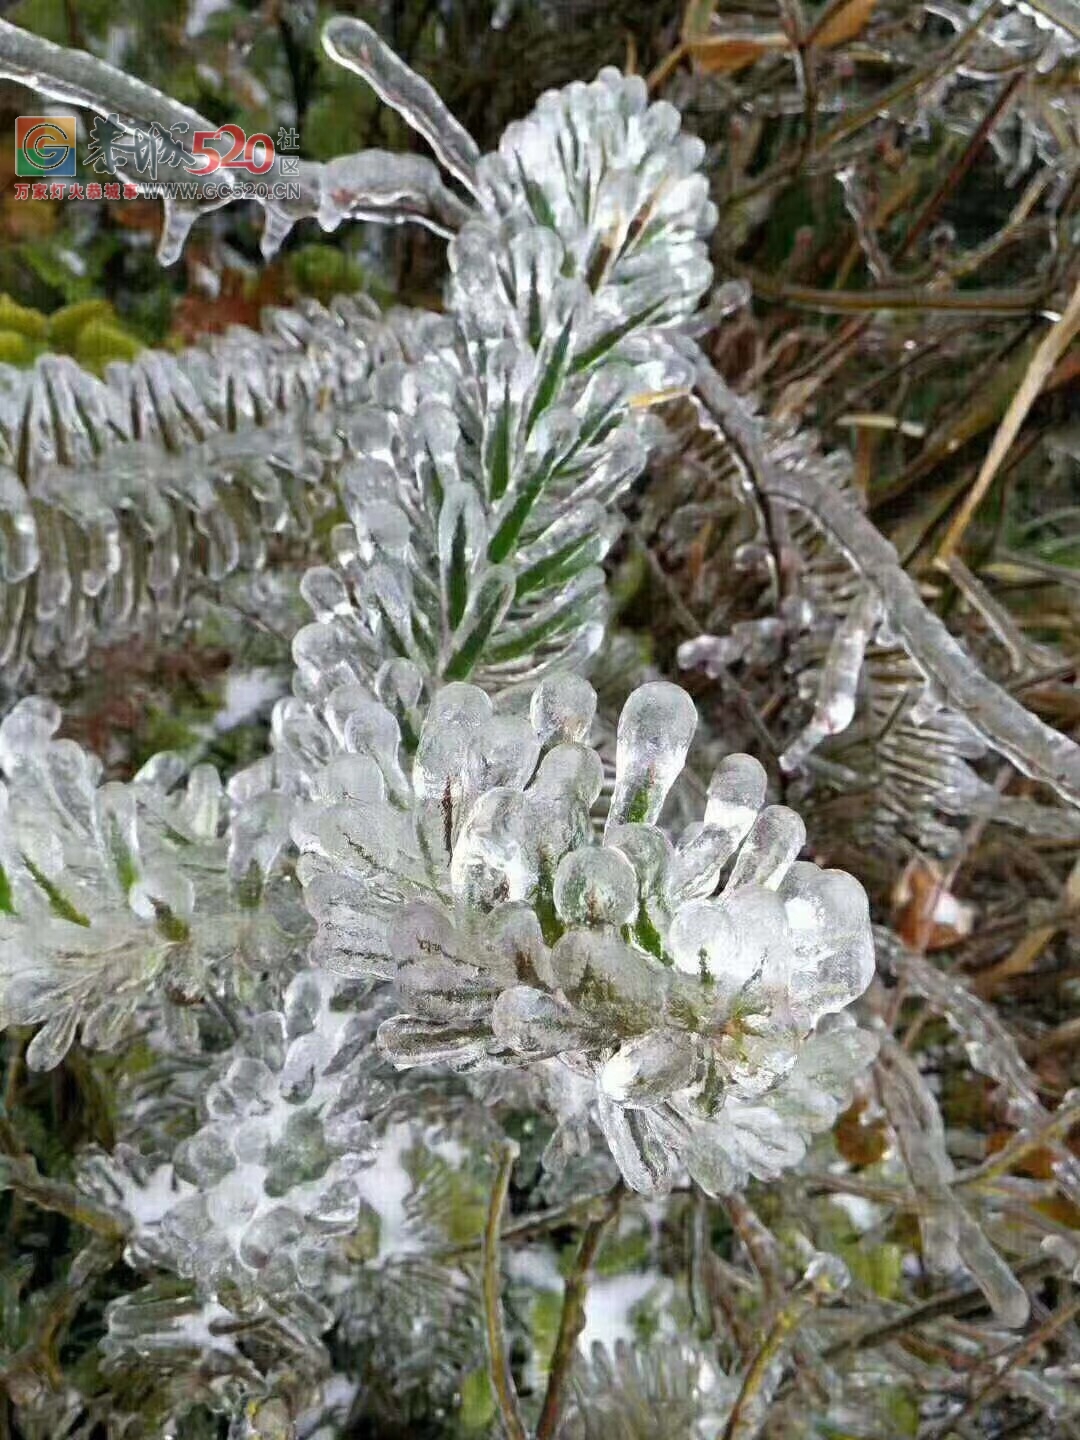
[0,17,469,271]
[322,17,481,197]
[780,589,882,772]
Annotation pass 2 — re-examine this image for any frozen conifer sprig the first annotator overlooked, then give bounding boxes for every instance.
[290,671,877,1196]
[0,696,304,1070]
[83,969,389,1317]
[293,49,716,697]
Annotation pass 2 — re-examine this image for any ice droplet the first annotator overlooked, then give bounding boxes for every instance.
[553,846,638,929]
[607,682,698,834]
[529,674,597,749]
[725,805,806,892]
[671,752,767,899]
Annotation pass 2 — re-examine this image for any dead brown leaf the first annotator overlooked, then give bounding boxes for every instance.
[811,0,878,49]
[687,35,784,74]
[892,858,976,952]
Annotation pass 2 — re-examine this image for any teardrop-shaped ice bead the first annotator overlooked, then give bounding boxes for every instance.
[606,682,698,834]
[529,674,597,748]
[672,752,768,898]
[779,861,874,1024]
[300,565,352,624]
[553,846,638,929]
[706,753,767,830]
[467,715,540,798]
[130,865,195,927]
[725,805,805,892]
[491,985,595,1058]
[374,658,425,752]
[668,898,736,984]
[608,822,674,958]
[183,764,224,840]
[529,744,604,806]
[93,782,141,893]
[0,696,61,774]
[229,793,294,895]
[413,683,492,802]
[413,684,493,855]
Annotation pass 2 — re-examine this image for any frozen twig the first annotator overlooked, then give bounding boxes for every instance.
[875,1037,1031,1327]
[482,1142,527,1440]
[721,1256,848,1440]
[535,1181,625,1440]
[692,353,1080,809]
[0,1152,128,1240]
[937,278,1080,563]
[822,1256,1054,1362]
[0,17,469,263]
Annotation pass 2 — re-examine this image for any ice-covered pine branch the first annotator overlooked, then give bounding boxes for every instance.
[283,671,877,1198]
[286,37,716,691]
[0,25,721,1078]
[0,17,714,684]
[0,694,306,1067]
[0,297,389,681]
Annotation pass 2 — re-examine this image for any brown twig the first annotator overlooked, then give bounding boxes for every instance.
[930,1295,1080,1439]
[729,265,1050,316]
[722,1191,784,1317]
[481,1142,527,1440]
[535,1181,625,1440]
[722,0,999,211]
[936,278,1080,563]
[896,71,1026,261]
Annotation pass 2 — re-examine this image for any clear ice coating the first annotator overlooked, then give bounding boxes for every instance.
[0,697,307,1069]
[0,298,392,679]
[6,16,1071,1432]
[287,54,716,700]
[0,18,469,265]
[83,970,389,1302]
[0,10,714,694]
[284,672,877,1196]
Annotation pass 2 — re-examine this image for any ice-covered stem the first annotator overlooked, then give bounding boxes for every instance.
[323,18,482,197]
[0,17,468,264]
[0,1150,128,1239]
[535,1181,624,1440]
[880,932,1080,1209]
[481,1141,527,1440]
[875,1035,1030,1328]
[691,353,1080,810]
